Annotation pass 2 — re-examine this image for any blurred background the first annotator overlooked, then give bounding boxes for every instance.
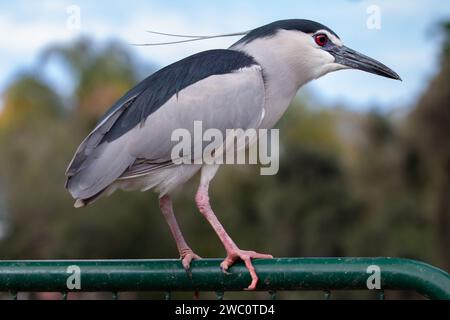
[0,0,449,299]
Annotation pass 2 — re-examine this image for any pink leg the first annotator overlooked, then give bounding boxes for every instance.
[159,195,200,270]
[195,184,273,290]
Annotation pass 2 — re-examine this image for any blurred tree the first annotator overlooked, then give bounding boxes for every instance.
[40,38,142,124]
[408,22,450,269]
[0,74,62,130]
[339,108,435,265]
[0,39,168,260]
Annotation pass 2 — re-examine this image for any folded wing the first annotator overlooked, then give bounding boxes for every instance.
[65,49,265,201]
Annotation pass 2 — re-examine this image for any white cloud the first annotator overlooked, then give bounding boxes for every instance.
[0,15,72,54]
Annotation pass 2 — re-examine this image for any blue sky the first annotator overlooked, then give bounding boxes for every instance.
[0,0,449,111]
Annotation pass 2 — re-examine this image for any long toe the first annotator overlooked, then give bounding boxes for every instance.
[181,250,202,270]
[220,249,273,290]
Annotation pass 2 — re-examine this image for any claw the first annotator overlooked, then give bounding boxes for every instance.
[220,264,232,275]
[180,249,201,271]
[220,249,273,290]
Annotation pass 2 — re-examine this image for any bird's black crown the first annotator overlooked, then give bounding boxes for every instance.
[233,19,340,46]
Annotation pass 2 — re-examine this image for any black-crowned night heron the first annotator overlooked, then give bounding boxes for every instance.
[66,19,401,290]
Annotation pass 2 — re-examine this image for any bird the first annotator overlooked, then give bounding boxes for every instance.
[65,19,401,290]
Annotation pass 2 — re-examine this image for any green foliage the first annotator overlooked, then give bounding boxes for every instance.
[0,75,62,129]
[405,21,450,269]
[39,38,142,123]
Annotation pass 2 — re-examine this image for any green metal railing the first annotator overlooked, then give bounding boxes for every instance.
[0,257,449,299]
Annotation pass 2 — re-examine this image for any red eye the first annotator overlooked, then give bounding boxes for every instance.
[314,34,328,47]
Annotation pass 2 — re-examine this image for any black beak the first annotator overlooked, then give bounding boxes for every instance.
[330,46,402,81]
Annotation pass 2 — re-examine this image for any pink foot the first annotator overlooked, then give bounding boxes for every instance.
[220,249,273,290]
[180,248,201,270]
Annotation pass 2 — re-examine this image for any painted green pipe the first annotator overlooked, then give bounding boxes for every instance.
[0,258,449,299]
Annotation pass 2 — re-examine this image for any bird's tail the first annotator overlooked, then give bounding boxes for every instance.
[66,137,135,208]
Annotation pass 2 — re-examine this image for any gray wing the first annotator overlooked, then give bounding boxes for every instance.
[65,80,151,177]
[66,65,265,200]
[124,64,266,168]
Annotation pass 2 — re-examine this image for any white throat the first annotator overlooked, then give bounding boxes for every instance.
[231,29,334,128]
